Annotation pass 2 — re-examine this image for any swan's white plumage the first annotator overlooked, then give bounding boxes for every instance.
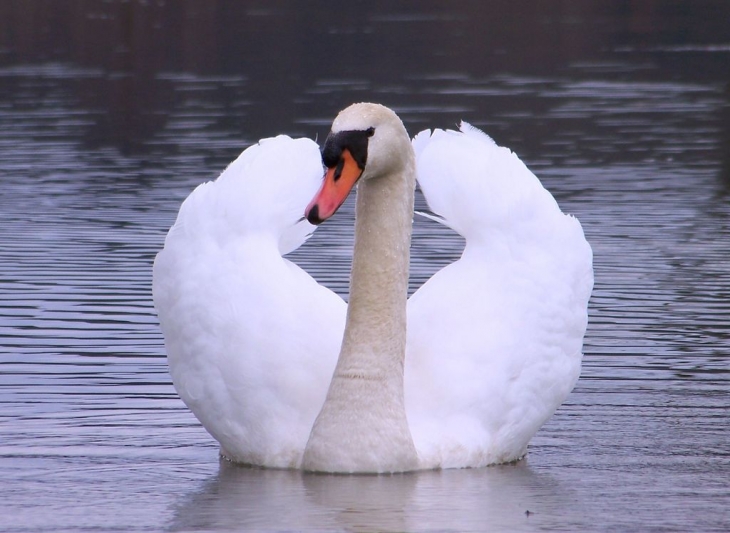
[153,118,593,471]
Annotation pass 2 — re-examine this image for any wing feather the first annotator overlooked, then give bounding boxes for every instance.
[406,126,593,468]
[153,136,346,467]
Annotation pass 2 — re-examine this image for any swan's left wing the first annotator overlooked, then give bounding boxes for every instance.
[406,124,593,468]
[153,136,346,468]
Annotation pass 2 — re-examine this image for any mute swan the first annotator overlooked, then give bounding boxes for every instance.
[153,103,593,473]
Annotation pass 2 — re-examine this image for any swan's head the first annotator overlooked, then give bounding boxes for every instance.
[305,103,411,225]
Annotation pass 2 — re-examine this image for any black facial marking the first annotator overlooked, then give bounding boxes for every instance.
[321,127,376,170]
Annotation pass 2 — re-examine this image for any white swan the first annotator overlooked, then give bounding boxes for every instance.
[153,103,593,473]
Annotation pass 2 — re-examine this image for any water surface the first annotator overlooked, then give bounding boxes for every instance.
[1,2,729,531]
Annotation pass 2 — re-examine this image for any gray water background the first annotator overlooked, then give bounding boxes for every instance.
[1,2,729,531]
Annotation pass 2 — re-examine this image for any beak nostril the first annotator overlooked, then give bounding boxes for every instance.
[333,158,345,182]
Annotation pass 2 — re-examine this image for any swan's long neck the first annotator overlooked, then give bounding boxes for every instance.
[302,151,419,473]
[343,167,414,376]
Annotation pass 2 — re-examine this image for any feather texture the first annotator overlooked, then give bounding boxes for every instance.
[406,124,593,467]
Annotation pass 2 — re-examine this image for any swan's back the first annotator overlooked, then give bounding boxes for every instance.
[153,136,346,467]
[407,124,593,468]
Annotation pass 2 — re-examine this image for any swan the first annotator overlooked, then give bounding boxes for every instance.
[153,103,593,473]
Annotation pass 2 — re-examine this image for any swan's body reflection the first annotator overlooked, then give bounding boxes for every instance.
[168,458,576,532]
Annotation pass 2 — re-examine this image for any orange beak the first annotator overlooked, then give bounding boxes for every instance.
[305,148,364,225]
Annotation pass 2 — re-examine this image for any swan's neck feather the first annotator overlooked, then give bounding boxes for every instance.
[302,151,419,473]
[344,169,413,372]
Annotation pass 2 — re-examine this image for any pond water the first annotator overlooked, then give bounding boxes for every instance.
[1,2,729,532]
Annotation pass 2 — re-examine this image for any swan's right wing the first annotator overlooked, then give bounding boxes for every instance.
[153,136,346,468]
[406,125,593,468]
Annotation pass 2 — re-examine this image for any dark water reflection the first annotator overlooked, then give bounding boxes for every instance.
[1,1,729,532]
[170,461,572,533]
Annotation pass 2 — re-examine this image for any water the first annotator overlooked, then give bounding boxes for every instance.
[1,2,729,531]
